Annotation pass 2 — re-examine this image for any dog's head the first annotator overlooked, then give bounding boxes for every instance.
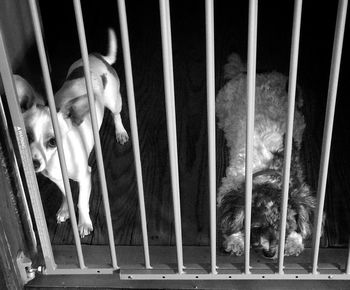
[251,173,315,258]
[219,149,316,259]
[23,105,57,172]
[13,75,44,112]
[14,75,70,173]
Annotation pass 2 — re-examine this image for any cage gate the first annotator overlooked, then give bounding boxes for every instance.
[0,0,350,286]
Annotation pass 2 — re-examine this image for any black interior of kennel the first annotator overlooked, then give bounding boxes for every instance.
[7,0,350,249]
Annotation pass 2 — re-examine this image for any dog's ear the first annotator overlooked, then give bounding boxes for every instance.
[219,189,245,235]
[13,75,41,112]
[293,184,316,239]
[59,94,90,126]
[57,112,72,136]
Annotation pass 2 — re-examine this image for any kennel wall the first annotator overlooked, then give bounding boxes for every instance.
[0,0,349,287]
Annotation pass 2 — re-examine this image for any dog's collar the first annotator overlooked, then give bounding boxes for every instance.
[253,168,281,179]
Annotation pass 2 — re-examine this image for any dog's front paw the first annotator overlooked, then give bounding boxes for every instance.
[56,206,70,223]
[223,232,245,256]
[116,131,129,145]
[284,232,304,256]
[78,218,93,238]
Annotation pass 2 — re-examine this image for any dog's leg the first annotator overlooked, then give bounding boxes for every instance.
[57,196,70,223]
[51,178,70,223]
[103,79,129,144]
[113,113,128,144]
[219,188,245,255]
[223,232,245,256]
[77,169,93,238]
[284,231,304,256]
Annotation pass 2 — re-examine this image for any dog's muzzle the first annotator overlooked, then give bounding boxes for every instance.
[33,158,41,171]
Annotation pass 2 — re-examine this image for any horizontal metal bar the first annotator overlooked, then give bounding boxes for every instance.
[37,245,350,279]
[121,271,350,280]
[25,271,350,289]
[44,267,115,275]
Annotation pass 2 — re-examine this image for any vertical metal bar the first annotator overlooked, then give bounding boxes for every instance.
[312,0,348,275]
[0,97,38,257]
[278,0,303,274]
[0,27,57,273]
[28,0,86,270]
[347,237,350,274]
[205,0,217,275]
[35,0,52,74]
[72,0,118,270]
[245,0,258,275]
[117,0,151,269]
[159,0,184,274]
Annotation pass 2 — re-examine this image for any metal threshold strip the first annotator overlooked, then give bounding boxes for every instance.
[30,245,350,280]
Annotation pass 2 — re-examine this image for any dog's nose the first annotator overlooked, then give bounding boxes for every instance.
[263,248,276,259]
[33,159,41,171]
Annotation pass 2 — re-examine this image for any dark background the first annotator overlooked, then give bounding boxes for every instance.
[12,0,350,247]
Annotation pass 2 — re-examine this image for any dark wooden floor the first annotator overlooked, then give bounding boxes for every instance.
[19,0,350,248]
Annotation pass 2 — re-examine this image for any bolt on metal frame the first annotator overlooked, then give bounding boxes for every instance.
[0,0,349,280]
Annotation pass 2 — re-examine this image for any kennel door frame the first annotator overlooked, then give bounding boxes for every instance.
[0,22,57,274]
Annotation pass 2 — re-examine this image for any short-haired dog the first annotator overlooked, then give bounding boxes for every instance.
[15,29,128,238]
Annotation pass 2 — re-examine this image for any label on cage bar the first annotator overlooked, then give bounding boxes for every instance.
[15,126,54,268]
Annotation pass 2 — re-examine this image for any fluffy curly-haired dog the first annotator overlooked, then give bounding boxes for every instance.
[216,53,316,259]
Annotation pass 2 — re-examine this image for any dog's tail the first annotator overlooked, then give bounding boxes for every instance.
[103,28,117,65]
[223,53,246,80]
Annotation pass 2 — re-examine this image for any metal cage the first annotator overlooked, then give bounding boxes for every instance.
[0,0,349,286]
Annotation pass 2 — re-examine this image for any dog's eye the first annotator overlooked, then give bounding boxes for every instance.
[47,137,57,148]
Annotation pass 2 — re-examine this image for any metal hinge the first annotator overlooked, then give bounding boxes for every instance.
[16,251,44,284]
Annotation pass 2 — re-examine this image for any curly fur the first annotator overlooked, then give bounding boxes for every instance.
[216,54,305,205]
[216,53,317,258]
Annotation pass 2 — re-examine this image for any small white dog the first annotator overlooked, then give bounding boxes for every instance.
[216,53,316,258]
[15,29,128,238]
